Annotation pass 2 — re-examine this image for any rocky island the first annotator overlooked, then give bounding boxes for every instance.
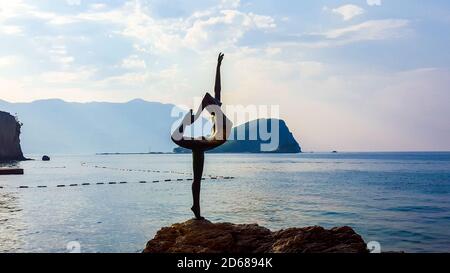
[144,219,368,253]
[0,111,25,162]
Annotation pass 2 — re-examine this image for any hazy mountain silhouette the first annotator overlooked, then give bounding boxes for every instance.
[0,99,179,154]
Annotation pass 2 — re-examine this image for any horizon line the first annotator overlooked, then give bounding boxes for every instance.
[21,151,450,156]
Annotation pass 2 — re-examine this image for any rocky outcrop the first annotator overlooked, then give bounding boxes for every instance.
[144,219,368,253]
[0,111,25,161]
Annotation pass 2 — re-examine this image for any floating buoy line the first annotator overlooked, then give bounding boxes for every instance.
[80,162,194,175]
[80,162,225,179]
[0,162,235,190]
[0,176,235,190]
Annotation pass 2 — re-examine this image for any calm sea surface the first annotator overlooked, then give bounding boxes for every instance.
[1,152,449,253]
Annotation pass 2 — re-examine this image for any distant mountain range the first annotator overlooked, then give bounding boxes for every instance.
[0,99,178,154]
[0,99,301,154]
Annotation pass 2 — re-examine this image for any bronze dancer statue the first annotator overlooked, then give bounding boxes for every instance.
[171,53,232,220]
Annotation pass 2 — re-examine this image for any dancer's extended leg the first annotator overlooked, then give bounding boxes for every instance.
[191,149,205,220]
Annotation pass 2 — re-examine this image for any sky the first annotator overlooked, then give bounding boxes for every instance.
[0,0,449,151]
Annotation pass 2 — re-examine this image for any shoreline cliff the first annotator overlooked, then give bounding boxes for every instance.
[0,111,26,162]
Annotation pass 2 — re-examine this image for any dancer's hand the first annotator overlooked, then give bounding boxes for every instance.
[217,52,224,66]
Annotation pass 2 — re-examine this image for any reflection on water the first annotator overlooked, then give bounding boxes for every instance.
[0,153,449,253]
[0,192,23,253]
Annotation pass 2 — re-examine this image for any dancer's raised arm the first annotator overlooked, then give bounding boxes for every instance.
[214,53,224,103]
[181,53,224,127]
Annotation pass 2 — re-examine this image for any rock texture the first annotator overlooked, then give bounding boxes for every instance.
[144,219,368,253]
[0,111,25,161]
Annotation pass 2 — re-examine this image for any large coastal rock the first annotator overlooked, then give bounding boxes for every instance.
[174,119,301,153]
[144,219,368,253]
[0,111,25,161]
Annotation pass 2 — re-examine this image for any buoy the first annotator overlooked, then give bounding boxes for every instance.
[42,155,50,161]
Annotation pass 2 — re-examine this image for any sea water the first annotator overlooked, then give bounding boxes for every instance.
[1,152,449,253]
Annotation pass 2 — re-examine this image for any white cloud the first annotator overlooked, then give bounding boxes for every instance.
[0,1,27,34]
[324,19,408,39]
[332,4,365,21]
[90,3,107,10]
[47,15,79,25]
[0,1,275,54]
[0,55,18,67]
[66,0,81,6]
[121,55,146,69]
[276,19,410,49]
[184,10,275,50]
[46,44,74,66]
[0,1,28,21]
[367,0,382,6]
[97,64,191,103]
[265,47,282,56]
[299,61,324,78]
[0,0,80,27]
[0,25,23,35]
[43,1,269,53]
[220,0,241,9]
[40,67,96,84]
